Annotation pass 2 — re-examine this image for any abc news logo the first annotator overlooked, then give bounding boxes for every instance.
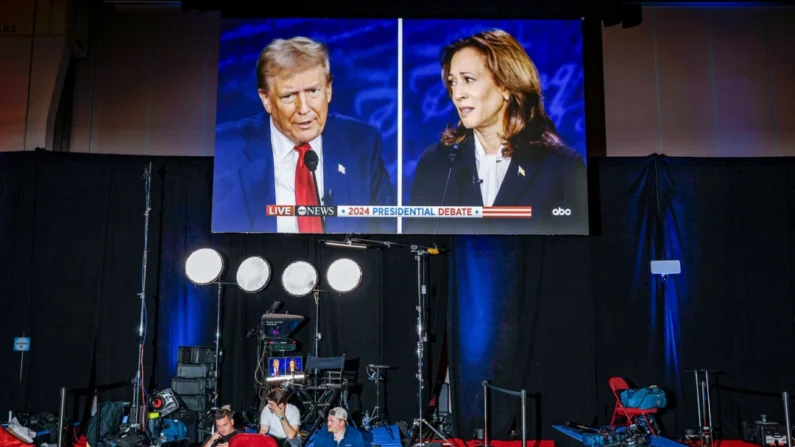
[266,205,337,217]
[552,207,572,216]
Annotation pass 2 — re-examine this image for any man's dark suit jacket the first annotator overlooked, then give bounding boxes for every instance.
[405,135,588,235]
[212,113,395,233]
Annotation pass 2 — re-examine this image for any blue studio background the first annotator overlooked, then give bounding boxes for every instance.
[401,19,586,206]
[214,18,400,202]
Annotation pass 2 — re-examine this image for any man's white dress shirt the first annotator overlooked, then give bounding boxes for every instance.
[270,117,325,233]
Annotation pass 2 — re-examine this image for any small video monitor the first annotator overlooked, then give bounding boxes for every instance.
[267,356,304,377]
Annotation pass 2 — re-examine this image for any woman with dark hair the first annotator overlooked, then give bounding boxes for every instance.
[407,29,587,235]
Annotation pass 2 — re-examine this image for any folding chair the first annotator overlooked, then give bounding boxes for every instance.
[305,355,346,389]
[608,377,658,437]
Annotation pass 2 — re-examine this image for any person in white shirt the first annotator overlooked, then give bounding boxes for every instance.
[259,388,302,447]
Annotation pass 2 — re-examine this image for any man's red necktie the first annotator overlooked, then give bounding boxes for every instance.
[294,143,323,233]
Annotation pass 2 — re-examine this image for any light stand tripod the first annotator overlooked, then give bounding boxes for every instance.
[318,237,449,445]
[687,369,720,447]
[210,283,223,409]
[411,247,452,447]
[129,163,153,431]
[313,289,321,356]
[200,281,226,439]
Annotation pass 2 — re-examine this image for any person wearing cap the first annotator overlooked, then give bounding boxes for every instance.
[311,407,371,447]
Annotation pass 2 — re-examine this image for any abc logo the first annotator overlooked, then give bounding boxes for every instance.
[552,207,572,216]
[297,206,307,216]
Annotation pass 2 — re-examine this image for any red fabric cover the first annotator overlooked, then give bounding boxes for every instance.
[229,433,280,447]
[0,426,34,447]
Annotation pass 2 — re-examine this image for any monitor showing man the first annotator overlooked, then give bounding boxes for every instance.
[259,389,302,447]
[271,358,281,377]
[212,36,395,234]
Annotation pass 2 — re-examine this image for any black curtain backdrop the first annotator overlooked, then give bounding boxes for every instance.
[448,156,795,446]
[0,152,449,430]
[1,152,794,447]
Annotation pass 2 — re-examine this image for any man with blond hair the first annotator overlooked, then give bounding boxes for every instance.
[213,36,395,234]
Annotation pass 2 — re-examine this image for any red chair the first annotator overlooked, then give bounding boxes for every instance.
[230,433,280,447]
[608,377,658,437]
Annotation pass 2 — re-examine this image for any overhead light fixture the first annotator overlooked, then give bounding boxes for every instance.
[326,258,363,293]
[236,256,271,293]
[321,234,369,249]
[651,260,681,279]
[185,248,225,285]
[322,240,368,249]
[281,261,318,297]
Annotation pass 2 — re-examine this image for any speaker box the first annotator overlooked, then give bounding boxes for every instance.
[178,346,217,364]
[171,377,209,395]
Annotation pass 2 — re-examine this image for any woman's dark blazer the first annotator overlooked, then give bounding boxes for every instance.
[405,135,588,235]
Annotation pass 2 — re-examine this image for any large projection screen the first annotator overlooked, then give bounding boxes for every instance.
[211,18,589,235]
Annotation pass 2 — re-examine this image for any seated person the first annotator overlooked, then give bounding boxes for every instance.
[202,406,243,447]
[259,388,302,447]
[311,408,371,447]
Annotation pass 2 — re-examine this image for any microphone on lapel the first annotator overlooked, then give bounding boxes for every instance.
[303,149,326,232]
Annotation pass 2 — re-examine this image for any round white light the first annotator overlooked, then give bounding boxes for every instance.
[236,256,271,293]
[326,258,363,293]
[185,248,224,285]
[281,261,318,297]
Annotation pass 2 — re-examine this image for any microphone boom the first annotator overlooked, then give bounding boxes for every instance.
[434,144,460,232]
[303,149,326,233]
